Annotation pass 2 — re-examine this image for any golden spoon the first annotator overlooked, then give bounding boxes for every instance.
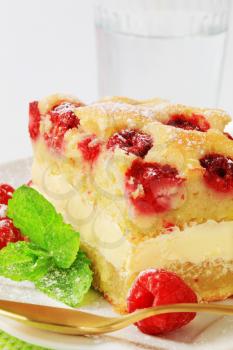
[0,299,232,335]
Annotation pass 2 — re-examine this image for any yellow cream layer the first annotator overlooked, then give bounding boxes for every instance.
[32,159,233,274]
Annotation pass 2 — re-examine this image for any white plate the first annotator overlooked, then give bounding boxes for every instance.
[0,158,233,350]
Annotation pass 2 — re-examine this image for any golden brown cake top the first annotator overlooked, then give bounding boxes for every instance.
[76,97,230,137]
[36,94,231,138]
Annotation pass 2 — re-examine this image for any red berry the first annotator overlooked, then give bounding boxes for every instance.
[163,222,175,233]
[0,184,14,205]
[167,113,210,132]
[200,153,233,193]
[127,269,197,335]
[29,101,41,140]
[78,135,101,163]
[44,102,80,152]
[0,218,24,249]
[125,159,185,214]
[107,129,153,158]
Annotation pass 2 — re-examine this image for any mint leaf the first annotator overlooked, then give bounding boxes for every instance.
[7,186,80,268]
[36,251,93,307]
[45,218,80,269]
[0,241,50,281]
[7,186,56,248]
[0,242,93,307]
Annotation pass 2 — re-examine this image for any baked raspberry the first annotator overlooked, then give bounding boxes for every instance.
[0,184,14,205]
[107,129,153,158]
[163,222,175,233]
[127,269,197,335]
[0,218,24,249]
[200,154,233,193]
[78,136,101,163]
[29,101,41,140]
[167,113,210,132]
[125,159,185,214]
[44,102,80,152]
[224,132,233,141]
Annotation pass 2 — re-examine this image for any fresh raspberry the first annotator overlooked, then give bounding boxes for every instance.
[0,184,14,205]
[200,153,233,193]
[29,101,41,140]
[167,113,210,132]
[125,159,185,214]
[0,218,24,249]
[224,132,233,141]
[78,135,101,163]
[107,129,153,158]
[127,269,197,335]
[44,102,80,152]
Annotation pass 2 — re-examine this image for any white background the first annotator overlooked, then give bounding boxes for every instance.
[0,0,233,164]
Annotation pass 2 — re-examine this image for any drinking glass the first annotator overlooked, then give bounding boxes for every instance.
[94,0,231,107]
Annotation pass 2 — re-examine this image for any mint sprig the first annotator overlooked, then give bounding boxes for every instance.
[1,185,93,306]
[7,186,80,269]
[36,251,93,307]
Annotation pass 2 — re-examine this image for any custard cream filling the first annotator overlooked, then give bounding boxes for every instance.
[32,159,233,274]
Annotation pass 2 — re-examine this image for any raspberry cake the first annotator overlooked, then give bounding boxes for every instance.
[29,94,233,312]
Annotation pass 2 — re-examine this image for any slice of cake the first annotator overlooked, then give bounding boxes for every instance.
[29,94,233,312]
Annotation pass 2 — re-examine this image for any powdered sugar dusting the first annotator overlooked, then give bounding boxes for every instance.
[90,102,163,120]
